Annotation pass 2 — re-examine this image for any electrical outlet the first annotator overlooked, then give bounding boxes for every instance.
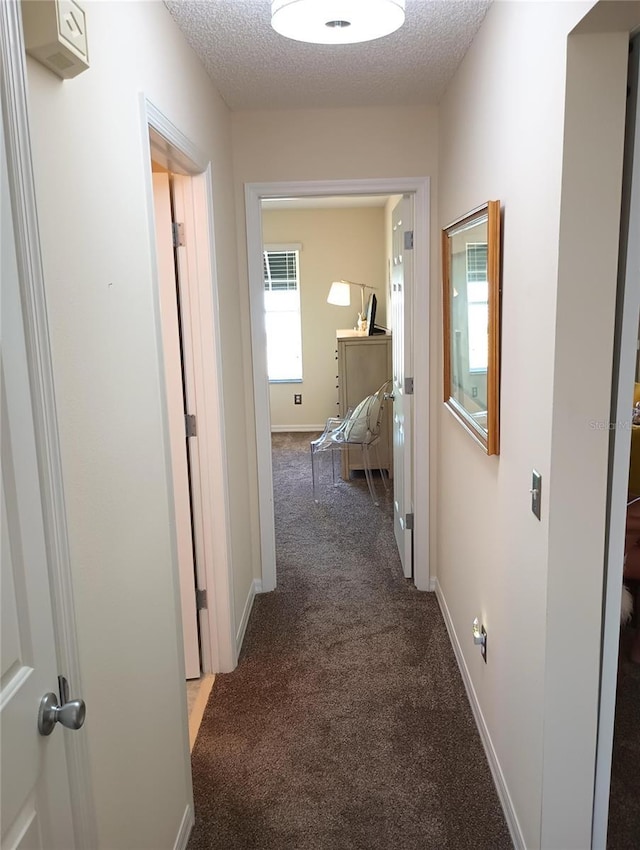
[471,386,478,398]
[294,394,302,405]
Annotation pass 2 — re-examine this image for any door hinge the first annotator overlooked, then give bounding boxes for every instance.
[172,221,185,248]
[405,512,414,531]
[195,589,207,610]
[404,377,414,395]
[185,413,197,437]
[404,230,414,250]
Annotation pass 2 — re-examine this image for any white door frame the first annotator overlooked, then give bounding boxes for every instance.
[140,97,237,672]
[245,177,431,593]
[0,2,96,845]
[592,32,640,849]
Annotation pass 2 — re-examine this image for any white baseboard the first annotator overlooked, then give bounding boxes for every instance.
[435,579,526,850]
[236,578,261,655]
[428,576,436,591]
[173,804,194,850]
[271,425,324,433]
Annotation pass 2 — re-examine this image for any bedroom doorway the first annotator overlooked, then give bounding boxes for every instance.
[246,177,431,595]
[260,194,399,580]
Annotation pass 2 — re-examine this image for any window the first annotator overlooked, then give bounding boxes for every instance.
[466,242,488,371]
[263,246,302,381]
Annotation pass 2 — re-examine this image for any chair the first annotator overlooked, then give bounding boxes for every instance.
[310,380,392,506]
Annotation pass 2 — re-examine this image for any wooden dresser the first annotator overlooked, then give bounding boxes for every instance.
[335,330,393,481]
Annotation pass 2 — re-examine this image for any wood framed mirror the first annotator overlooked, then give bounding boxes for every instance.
[442,201,501,454]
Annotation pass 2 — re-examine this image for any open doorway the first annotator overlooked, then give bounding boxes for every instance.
[150,163,215,747]
[260,192,417,580]
[245,177,431,595]
[142,101,237,748]
[151,162,202,682]
[594,32,640,850]
[260,194,399,575]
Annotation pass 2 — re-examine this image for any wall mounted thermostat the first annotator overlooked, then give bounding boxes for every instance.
[23,0,90,80]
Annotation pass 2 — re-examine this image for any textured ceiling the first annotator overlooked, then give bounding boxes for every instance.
[165,1,491,111]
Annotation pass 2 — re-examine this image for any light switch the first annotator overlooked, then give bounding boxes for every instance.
[531,470,542,520]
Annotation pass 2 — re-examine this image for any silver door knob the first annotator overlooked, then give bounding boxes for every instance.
[384,392,395,401]
[38,692,86,736]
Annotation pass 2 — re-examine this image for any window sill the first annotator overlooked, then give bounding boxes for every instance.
[269,379,303,384]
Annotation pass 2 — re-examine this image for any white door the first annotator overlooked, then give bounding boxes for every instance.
[391,195,414,578]
[1,109,76,850]
[152,172,201,679]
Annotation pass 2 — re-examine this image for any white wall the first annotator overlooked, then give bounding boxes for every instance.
[263,206,386,428]
[24,2,254,846]
[437,1,634,847]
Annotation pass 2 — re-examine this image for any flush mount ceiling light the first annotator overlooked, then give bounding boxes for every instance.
[271,0,405,45]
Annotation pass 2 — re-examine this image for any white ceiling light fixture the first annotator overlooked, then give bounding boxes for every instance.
[271,0,405,45]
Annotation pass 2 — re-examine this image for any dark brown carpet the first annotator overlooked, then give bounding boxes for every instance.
[607,630,640,849]
[187,432,512,850]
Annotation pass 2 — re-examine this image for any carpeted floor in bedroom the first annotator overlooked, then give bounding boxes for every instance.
[607,629,640,849]
[187,432,512,850]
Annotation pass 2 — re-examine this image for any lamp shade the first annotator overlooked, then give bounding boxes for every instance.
[327,281,351,306]
[271,0,405,45]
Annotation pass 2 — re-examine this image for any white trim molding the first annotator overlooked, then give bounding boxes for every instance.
[271,425,325,433]
[172,804,194,850]
[245,177,431,594]
[236,579,262,656]
[435,580,525,850]
[0,2,97,846]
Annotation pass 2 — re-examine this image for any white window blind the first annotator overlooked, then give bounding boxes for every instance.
[466,243,488,371]
[263,247,302,381]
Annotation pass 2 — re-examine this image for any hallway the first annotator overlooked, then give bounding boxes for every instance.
[187,433,510,849]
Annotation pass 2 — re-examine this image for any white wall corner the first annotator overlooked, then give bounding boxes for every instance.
[435,580,526,850]
[172,804,194,850]
[236,578,261,655]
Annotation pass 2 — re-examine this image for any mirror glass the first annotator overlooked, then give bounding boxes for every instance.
[442,201,500,454]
